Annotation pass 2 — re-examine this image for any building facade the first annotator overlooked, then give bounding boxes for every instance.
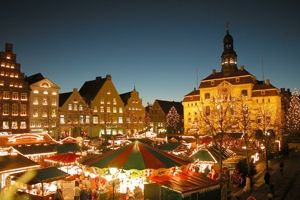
[183,30,282,137]
[182,89,200,135]
[26,73,60,139]
[58,88,91,138]
[79,75,125,138]
[149,100,183,134]
[0,43,30,134]
[120,88,145,135]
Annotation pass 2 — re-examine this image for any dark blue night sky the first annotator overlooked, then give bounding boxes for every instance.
[0,0,299,105]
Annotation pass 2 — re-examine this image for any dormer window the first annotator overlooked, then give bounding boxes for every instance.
[211,81,214,85]
[236,77,240,83]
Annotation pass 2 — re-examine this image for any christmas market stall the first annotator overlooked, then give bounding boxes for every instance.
[11,167,69,200]
[0,149,39,189]
[147,170,220,200]
[81,140,190,199]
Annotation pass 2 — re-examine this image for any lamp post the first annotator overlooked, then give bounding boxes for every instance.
[105,168,118,200]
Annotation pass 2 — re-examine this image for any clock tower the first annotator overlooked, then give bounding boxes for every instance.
[221,29,238,76]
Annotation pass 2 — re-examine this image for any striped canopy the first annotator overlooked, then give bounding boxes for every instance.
[83,141,190,170]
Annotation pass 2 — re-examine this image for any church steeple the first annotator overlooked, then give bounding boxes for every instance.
[221,29,238,75]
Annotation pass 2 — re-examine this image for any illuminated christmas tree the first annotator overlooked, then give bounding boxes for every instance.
[166,106,180,133]
[286,90,300,135]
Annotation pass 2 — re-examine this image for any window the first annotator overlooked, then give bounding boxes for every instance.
[205,106,210,116]
[113,98,117,105]
[33,90,39,94]
[107,107,111,113]
[100,98,104,104]
[74,104,78,111]
[68,104,72,111]
[80,115,84,124]
[3,121,9,129]
[21,93,27,101]
[79,105,83,111]
[20,104,27,116]
[3,91,10,99]
[241,90,248,96]
[119,107,123,113]
[12,92,18,100]
[60,115,65,124]
[93,106,97,112]
[118,117,123,124]
[113,107,117,113]
[52,92,57,95]
[43,91,48,95]
[93,116,98,124]
[236,77,240,83]
[86,116,90,124]
[107,90,111,95]
[33,97,39,105]
[51,109,56,117]
[100,106,104,113]
[3,104,9,115]
[204,93,210,99]
[211,81,214,86]
[0,80,4,86]
[12,104,18,116]
[42,110,47,117]
[30,122,35,128]
[51,100,57,106]
[42,98,48,105]
[12,121,18,129]
[20,122,26,129]
[33,108,38,117]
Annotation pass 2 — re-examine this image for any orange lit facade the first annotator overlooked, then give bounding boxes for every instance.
[120,88,145,135]
[58,88,91,138]
[79,75,125,137]
[183,30,282,136]
[0,43,30,134]
[26,73,60,139]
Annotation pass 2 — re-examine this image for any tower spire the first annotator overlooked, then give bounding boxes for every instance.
[221,27,238,75]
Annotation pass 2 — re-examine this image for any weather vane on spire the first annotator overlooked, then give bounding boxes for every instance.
[226,21,230,33]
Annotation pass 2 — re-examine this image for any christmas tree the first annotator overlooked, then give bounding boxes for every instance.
[286,90,300,135]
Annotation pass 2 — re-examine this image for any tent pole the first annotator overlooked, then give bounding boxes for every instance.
[41,182,44,196]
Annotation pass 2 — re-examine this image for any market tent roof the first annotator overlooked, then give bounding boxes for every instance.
[157,142,181,151]
[44,153,80,164]
[12,167,69,185]
[0,154,39,173]
[207,146,236,160]
[82,141,190,170]
[149,170,219,197]
[189,149,217,163]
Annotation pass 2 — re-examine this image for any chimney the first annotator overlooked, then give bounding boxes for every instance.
[106,74,112,80]
[212,69,216,74]
[73,88,78,92]
[265,79,270,85]
[240,65,245,71]
[5,43,13,52]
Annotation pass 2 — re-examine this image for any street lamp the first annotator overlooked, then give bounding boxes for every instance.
[105,168,118,200]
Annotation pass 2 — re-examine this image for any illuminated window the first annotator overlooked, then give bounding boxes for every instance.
[93,106,97,112]
[100,106,104,113]
[33,90,39,94]
[60,115,65,124]
[68,104,72,110]
[12,92,18,100]
[30,122,35,128]
[42,111,47,117]
[107,101,111,105]
[107,90,111,95]
[3,121,9,129]
[14,74,18,78]
[52,92,57,95]
[33,97,39,105]
[51,100,57,106]
[100,98,104,104]
[1,63,4,67]
[93,116,98,124]
[18,84,22,88]
[74,104,78,111]
[113,107,117,113]
[119,107,123,113]
[51,109,56,117]
[33,108,38,117]
[113,98,117,105]
[36,122,41,128]
[51,122,56,127]
[20,104,27,116]
[3,104,9,115]
[79,105,83,111]
[20,122,26,129]
[80,115,84,124]
[21,93,27,101]
[11,64,15,69]
[118,117,123,124]
[41,83,50,88]
[12,104,18,116]
[43,91,48,95]
[12,121,18,129]
[86,116,90,124]
[107,107,111,113]
[0,80,4,86]
[42,98,48,105]
[3,91,10,99]
[6,54,11,59]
